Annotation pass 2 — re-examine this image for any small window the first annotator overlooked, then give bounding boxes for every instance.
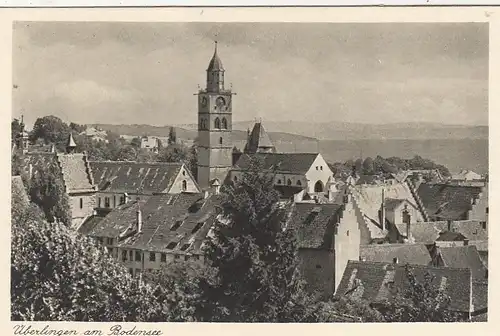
[113,196,116,208]
[481,222,487,230]
[221,118,228,129]
[316,265,322,269]
[182,180,187,191]
[346,230,349,237]
[79,198,83,209]
[316,166,319,170]
[287,179,292,186]
[106,247,113,254]
[149,252,156,262]
[297,180,302,186]
[486,207,489,214]
[174,254,180,260]
[135,251,141,261]
[185,255,190,261]
[122,250,127,262]
[119,195,125,205]
[182,171,186,176]
[277,179,282,184]
[214,117,221,129]
[171,220,183,231]
[167,242,178,250]
[107,238,113,245]
[161,253,167,262]
[104,197,110,208]
[234,176,238,182]
[320,166,323,171]
[98,197,102,208]
[129,250,133,261]
[192,222,204,234]
[129,268,133,275]
[219,137,223,145]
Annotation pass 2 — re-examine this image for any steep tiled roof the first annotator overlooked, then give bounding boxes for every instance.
[351,183,423,240]
[336,261,472,312]
[287,203,343,249]
[452,221,488,241]
[78,215,106,235]
[233,153,319,175]
[56,153,95,193]
[89,161,184,194]
[360,244,432,266]
[244,122,276,154]
[87,193,220,254]
[436,231,468,242]
[438,245,487,280]
[274,185,305,199]
[469,240,488,252]
[21,152,95,194]
[417,183,483,220]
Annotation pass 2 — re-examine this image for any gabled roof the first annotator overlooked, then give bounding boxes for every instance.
[360,244,432,266]
[417,183,483,220]
[233,153,319,175]
[21,152,95,194]
[394,220,488,244]
[287,202,343,249]
[244,122,276,154]
[89,161,187,194]
[87,193,220,254]
[438,245,487,280]
[384,198,406,212]
[335,261,472,312]
[436,231,468,242]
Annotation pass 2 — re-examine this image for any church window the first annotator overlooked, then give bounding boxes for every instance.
[214,118,221,129]
[182,180,187,191]
[287,179,292,186]
[316,166,319,170]
[297,180,302,186]
[219,137,223,145]
[221,118,228,129]
[320,166,323,171]
[314,181,324,192]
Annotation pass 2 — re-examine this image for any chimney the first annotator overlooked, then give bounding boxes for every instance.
[447,220,453,232]
[136,209,142,233]
[380,188,386,231]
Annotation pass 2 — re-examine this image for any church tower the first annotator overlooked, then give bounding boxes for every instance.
[197,42,235,189]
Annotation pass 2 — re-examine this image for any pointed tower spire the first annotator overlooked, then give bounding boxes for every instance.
[66,132,77,154]
[206,40,225,92]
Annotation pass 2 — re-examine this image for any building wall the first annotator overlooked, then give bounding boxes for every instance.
[386,201,422,226]
[305,154,334,194]
[468,185,488,222]
[166,168,201,193]
[298,249,335,298]
[334,199,361,292]
[96,192,128,209]
[69,192,96,226]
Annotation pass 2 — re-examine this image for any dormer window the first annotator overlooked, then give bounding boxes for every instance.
[171,220,183,231]
[166,242,178,250]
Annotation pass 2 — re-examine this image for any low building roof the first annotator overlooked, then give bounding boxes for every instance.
[335,260,472,313]
[360,244,432,266]
[233,153,319,175]
[395,220,488,244]
[87,193,220,254]
[89,161,187,194]
[438,245,487,280]
[287,202,343,249]
[417,183,483,220]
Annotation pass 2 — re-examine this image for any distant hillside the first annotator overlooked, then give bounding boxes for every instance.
[230,121,488,141]
[89,124,318,143]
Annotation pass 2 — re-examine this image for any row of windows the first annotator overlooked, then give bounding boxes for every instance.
[98,195,127,208]
[315,166,324,171]
[200,117,228,130]
[120,250,201,263]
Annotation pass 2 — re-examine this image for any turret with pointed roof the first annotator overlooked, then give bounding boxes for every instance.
[66,132,77,154]
[244,122,276,154]
[206,41,225,92]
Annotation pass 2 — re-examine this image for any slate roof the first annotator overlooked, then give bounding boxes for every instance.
[336,261,472,312]
[436,231,468,242]
[233,153,319,175]
[287,202,343,249]
[78,215,106,236]
[87,193,220,254]
[207,43,224,71]
[244,122,276,154]
[274,185,305,199]
[417,183,483,220]
[21,152,96,194]
[394,220,488,244]
[360,244,432,266]
[438,245,487,280]
[89,161,186,194]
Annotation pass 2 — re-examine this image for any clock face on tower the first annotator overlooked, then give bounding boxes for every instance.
[201,96,208,108]
[216,96,226,109]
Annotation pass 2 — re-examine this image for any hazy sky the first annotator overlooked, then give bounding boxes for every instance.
[13,22,488,128]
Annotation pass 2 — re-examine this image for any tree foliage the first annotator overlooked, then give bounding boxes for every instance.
[27,162,72,226]
[30,116,71,152]
[168,127,177,145]
[11,203,165,321]
[197,156,310,322]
